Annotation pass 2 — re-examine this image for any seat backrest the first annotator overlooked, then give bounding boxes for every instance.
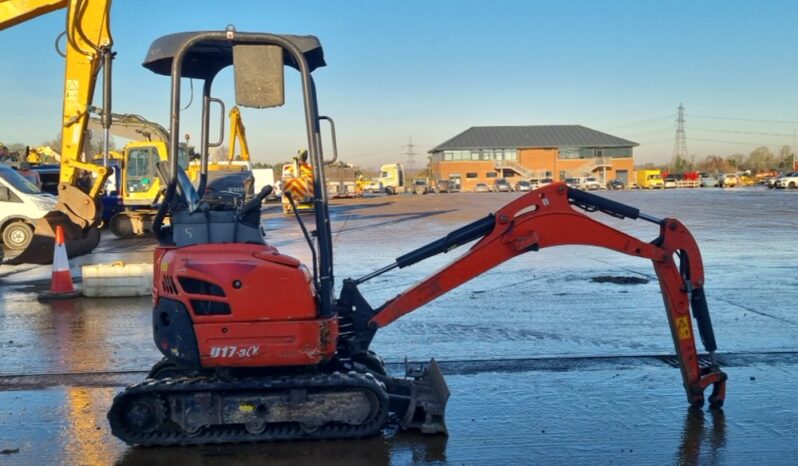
[170,209,264,246]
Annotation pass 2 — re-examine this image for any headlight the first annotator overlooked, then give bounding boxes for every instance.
[33,198,56,212]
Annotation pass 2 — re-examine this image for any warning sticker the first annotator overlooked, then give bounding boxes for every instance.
[676,316,691,339]
[66,80,79,101]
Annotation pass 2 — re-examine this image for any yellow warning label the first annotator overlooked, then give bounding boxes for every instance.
[676,316,691,339]
[65,80,79,101]
[160,260,169,273]
[239,404,254,413]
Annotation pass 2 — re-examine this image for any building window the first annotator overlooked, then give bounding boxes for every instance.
[560,147,580,159]
[545,171,552,178]
[466,172,478,179]
[605,147,633,158]
[486,172,497,178]
[438,147,520,162]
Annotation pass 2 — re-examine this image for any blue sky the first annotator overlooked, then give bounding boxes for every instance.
[1,0,796,167]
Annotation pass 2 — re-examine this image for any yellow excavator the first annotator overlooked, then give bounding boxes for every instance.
[25,145,61,164]
[219,105,252,168]
[87,106,252,237]
[86,111,178,237]
[1,0,114,264]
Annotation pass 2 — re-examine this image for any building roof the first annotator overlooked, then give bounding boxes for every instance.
[431,125,638,152]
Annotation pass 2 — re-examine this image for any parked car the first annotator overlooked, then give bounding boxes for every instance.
[607,179,624,190]
[539,178,553,187]
[433,179,450,193]
[413,178,429,195]
[581,176,601,190]
[492,178,512,192]
[364,180,382,193]
[775,172,798,189]
[721,173,738,188]
[700,174,719,188]
[664,177,677,189]
[474,183,490,193]
[0,163,57,250]
[765,174,781,189]
[515,180,532,192]
[564,177,579,188]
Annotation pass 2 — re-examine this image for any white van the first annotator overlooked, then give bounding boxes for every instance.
[0,164,57,250]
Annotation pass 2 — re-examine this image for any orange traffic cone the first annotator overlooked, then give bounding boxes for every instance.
[38,225,81,301]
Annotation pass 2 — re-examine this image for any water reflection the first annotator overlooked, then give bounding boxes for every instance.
[676,407,726,466]
[38,299,122,464]
[115,429,447,466]
[63,386,117,466]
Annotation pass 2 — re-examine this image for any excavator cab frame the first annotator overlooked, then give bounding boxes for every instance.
[145,29,336,310]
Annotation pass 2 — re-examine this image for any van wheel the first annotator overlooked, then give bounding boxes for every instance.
[3,221,34,250]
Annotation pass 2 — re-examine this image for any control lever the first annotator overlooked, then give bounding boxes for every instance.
[238,185,273,218]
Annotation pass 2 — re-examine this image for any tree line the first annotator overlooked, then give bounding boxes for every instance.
[640,145,795,174]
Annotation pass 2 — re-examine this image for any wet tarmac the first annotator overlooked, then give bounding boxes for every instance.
[1,188,797,464]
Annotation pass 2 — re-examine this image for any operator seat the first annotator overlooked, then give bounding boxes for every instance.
[156,162,265,247]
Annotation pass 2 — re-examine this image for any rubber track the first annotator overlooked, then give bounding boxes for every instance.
[108,371,390,447]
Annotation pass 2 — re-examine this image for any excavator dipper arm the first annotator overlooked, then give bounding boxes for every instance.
[2,0,113,264]
[341,183,726,409]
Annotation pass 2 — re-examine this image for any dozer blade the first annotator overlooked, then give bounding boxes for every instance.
[109,211,155,238]
[397,358,450,434]
[5,212,100,265]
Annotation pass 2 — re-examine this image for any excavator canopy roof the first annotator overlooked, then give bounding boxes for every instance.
[142,31,326,80]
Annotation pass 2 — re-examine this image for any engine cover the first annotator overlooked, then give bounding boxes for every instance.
[153,243,337,368]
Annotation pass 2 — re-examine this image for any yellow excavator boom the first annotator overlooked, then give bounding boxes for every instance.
[227,106,250,162]
[0,0,66,29]
[1,0,114,264]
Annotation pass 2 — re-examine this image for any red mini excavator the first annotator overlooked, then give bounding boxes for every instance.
[108,29,727,446]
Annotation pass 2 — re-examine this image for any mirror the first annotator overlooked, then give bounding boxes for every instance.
[233,45,285,108]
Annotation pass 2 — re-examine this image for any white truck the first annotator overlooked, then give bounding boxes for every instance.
[375,163,407,194]
[0,163,57,250]
[252,168,279,200]
[581,176,602,190]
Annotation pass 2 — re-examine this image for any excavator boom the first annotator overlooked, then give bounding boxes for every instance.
[0,0,66,29]
[2,0,113,264]
[339,183,726,411]
[227,106,250,162]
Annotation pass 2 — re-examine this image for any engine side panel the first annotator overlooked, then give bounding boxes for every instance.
[153,243,336,368]
[195,318,338,367]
